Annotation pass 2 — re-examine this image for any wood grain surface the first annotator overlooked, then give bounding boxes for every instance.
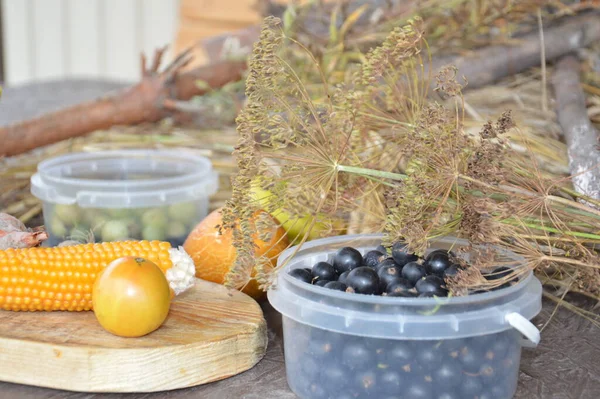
[0,278,268,393]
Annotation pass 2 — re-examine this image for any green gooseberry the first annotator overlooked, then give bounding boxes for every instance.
[100,220,130,242]
[166,222,187,239]
[82,209,101,225]
[142,225,166,241]
[53,204,82,226]
[141,209,168,229]
[49,217,68,238]
[167,202,197,224]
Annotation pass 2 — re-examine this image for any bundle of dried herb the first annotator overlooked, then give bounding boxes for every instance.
[222,15,600,306]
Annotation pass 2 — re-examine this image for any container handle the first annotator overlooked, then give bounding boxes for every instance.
[505,312,540,348]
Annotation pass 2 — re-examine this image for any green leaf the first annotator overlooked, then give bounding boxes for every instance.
[282,5,296,35]
[339,4,369,41]
[329,7,339,44]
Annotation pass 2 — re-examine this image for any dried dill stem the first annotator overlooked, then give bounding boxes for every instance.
[220,17,284,290]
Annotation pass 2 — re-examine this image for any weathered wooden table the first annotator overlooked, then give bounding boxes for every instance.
[0,80,599,399]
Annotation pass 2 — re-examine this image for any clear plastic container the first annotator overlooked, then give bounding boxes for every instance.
[267,234,542,399]
[30,149,219,247]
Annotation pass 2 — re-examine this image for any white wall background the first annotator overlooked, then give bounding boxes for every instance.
[1,0,180,86]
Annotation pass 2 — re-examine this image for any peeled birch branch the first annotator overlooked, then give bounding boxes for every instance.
[552,55,600,200]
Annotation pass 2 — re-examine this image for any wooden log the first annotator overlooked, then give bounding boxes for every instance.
[0,51,247,158]
[431,11,600,91]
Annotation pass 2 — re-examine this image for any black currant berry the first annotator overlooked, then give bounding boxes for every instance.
[320,364,346,389]
[443,264,461,279]
[308,338,336,359]
[333,247,363,273]
[460,375,484,398]
[346,266,381,295]
[300,356,320,379]
[402,262,427,284]
[485,334,510,360]
[385,342,414,365]
[378,370,403,392]
[433,360,462,388]
[313,279,330,287]
[488,385,509,398]
[341,342,373,370]
[483,266,513,281]
[374,258,401,273]
[459,346,483,373]
[354,370,377,393]
[311,261,338,282]
[416,346,443,370]
[436,393,461,399]
[338,270,350,284]
[472,333,496,351]
[303,267,312,274]
[363,250,387,267]
[404,382,434,399]
[428,248,455,258]
[324,281,348,291]
[478,363,498,382]
[289,268,312,283]
[376,244,389,254]
[478,391,498,399]
[377,264,404,291]
[425,252,452,276]
[415,275,449,296]
[386,278,414,294]
[391,241,419,266]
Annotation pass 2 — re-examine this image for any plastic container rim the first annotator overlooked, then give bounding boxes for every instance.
[33,149,214,190]
[273,233,532,306]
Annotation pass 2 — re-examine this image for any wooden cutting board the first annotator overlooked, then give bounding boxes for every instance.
[0,278,268,393]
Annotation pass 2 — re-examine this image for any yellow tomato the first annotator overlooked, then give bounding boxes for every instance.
[92,256,172,338]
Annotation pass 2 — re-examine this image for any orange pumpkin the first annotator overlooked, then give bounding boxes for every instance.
[183,207,289,300]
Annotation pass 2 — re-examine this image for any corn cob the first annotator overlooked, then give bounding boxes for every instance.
[0,240,196,312]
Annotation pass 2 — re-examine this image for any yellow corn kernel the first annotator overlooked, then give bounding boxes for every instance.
[0,240,195,312]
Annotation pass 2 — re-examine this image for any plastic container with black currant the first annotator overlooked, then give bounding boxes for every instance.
[267,234,542,399]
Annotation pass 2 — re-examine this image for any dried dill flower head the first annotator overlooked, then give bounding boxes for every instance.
[223,15,600,300]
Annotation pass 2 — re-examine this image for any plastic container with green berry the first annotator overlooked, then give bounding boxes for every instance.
[30,149,218,247]
[268,234,542,399]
